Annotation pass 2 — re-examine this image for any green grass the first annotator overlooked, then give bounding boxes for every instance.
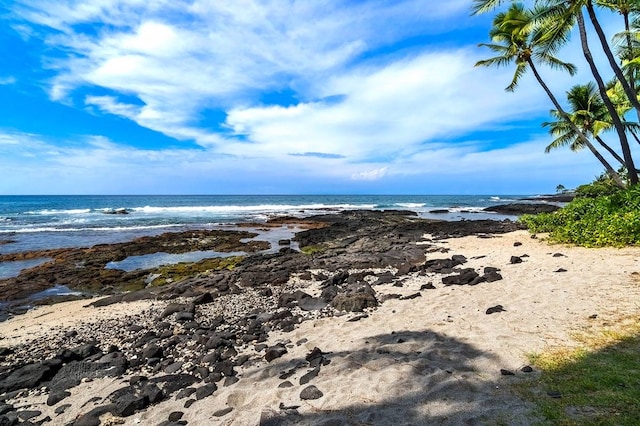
[518,317,640,425]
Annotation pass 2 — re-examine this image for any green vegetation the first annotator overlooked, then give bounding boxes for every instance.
[122,256,244,290]
[148,256,243,286]
[300,245,325,255]
[521,181,640,247]
[517,316,640,425]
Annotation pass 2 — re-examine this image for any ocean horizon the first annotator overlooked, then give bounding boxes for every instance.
[0,194,533,254]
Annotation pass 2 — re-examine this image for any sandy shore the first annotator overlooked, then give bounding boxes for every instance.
[2,229,640,425]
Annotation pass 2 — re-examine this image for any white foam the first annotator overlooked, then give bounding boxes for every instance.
[0,224,184,234]
[394,203,426,208]
[25,209,91,215]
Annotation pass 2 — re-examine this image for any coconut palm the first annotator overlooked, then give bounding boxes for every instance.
[538,0,639,184]
[543,83,634,168]
[476,3,626,186]
[473,0,638,184]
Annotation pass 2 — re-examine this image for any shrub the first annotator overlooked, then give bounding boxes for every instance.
[520,185,640,247]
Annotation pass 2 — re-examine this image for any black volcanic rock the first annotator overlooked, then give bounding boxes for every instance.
[484,203,561,215]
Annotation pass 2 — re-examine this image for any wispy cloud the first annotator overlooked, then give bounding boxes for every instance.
[3,0,616,194]
[0,76,17,85]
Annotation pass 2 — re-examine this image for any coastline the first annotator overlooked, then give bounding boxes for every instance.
[1,210,637,425]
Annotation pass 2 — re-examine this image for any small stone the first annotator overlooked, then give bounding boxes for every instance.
[486,305,506,315]
[420,282,436,290]
[500,369,515,376]
[347,314,368,322]
[47,390,71,406]
[400,292,421,300]
[554,268,567,273]
[213,407,233,417]
[510,256,523,264]
[168,411,184,422]
[55,404,71,415]
[546,390,562,399]
[278,381,294,388]
[299,367,320,385]
[264,345,288,362]
[513,242,522,247]
[300,385,323,400]
[521,366,534,373]
[195,383,217,400]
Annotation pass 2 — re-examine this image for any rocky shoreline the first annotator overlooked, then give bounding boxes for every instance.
[0,210,533,425]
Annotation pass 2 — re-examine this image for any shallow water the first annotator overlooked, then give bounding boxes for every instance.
[0,257,53,280]
[105,250,247,272]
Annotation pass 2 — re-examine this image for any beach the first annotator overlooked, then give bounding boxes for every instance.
[1,210,638,425]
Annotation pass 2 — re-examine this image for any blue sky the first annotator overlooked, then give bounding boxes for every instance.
[0,0,632,194]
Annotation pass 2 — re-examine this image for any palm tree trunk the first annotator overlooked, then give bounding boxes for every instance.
[585,1,640,184]
[595,135,625,165]
[528,59,625,187]
[623,11,635,85]
[630,127,640,145]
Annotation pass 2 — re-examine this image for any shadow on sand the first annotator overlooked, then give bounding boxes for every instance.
[243,329,538,426]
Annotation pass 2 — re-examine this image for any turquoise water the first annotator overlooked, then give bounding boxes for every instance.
[0,194,528,254]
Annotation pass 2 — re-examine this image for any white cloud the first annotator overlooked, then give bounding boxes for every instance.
[0,76,17,85]
[5,0,629,194]
[11,1,481,145]
[352,167,388,181]
[0,130,607,194]
[222,48,549,161]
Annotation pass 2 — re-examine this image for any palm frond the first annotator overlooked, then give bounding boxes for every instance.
[506,62,528,91]
[471,0,510,15]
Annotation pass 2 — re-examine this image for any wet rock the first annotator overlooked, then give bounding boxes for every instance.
[484,203,561,215]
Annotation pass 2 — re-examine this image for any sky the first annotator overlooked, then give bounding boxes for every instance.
[0,0,635,195]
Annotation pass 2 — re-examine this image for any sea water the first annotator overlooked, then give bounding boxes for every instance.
[0,194,529,254]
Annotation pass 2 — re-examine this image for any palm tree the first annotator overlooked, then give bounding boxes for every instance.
[476,3,626,186]
[543,82,633,168]
[539,0,639,184]
[473,0,639,184]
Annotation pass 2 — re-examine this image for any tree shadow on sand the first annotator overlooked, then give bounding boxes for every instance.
[243,329,539,426]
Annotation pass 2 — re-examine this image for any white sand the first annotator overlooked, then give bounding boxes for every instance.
[4,230,640,425]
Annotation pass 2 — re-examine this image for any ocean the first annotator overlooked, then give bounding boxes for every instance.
[0,194,528,255]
